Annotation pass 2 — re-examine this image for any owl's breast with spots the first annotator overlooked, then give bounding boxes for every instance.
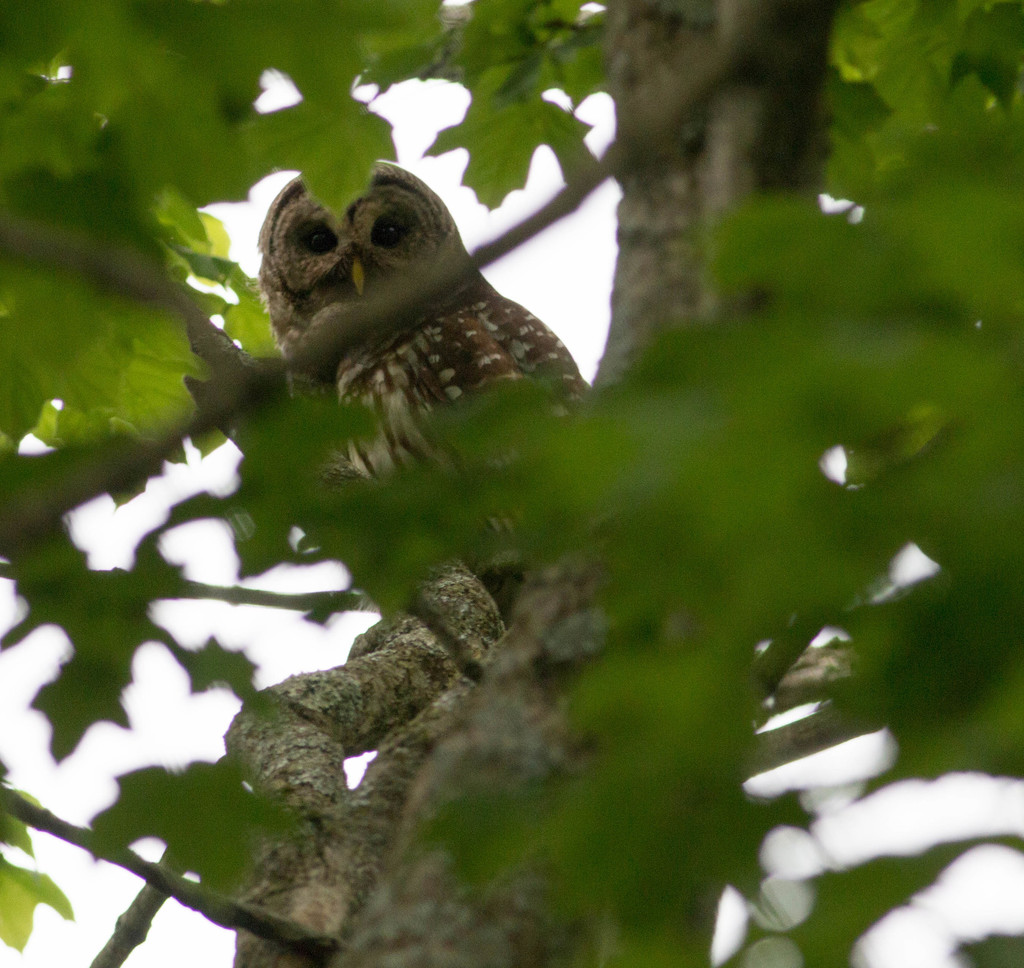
[336,312,522,412]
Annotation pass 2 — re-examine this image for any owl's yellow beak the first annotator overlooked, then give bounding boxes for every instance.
[351,256,365,296]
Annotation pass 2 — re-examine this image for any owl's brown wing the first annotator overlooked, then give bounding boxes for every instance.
[456,276,588,401]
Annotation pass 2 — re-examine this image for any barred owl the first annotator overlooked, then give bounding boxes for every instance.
[258,163,586,474]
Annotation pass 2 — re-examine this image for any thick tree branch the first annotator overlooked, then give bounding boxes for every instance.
[0,787,337,960]
[335,563,601,968]
[407,561,505,682]
[229,566,502,773]
[230,621,457,783]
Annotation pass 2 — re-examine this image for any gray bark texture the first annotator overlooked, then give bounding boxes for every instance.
[226,1,841,965]
[597,0,838,385]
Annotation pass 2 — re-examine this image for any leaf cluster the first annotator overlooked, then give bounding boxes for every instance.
[422,0,604,205]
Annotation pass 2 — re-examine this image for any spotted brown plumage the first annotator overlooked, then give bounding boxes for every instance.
[258,163,586,473]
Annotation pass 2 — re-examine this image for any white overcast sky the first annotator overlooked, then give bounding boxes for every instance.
[2,77,1024,968]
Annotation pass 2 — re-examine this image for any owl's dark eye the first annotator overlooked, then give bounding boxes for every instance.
[370,216,406,248]
[302,225,337,254]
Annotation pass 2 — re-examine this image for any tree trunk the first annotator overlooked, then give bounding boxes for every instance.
[598,0,837,385]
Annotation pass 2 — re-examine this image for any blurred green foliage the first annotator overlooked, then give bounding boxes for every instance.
[91,762,289,893]
[1,0,1024,966]
[0,855,73,952]
[0,788,73,951]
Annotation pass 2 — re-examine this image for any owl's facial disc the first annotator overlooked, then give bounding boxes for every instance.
[258,167,477,366]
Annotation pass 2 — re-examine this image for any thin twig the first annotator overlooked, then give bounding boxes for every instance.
[89,876,169,968]
[0,370,280,557]
[1,562,361,614]
[0,787,337,959]
[181,580,363,614]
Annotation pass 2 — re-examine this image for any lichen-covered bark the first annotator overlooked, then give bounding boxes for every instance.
[226,564,501,967]
[228,559,600,968]
[336,562,602,968]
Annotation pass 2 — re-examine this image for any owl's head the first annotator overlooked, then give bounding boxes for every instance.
[258,163,471,360]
